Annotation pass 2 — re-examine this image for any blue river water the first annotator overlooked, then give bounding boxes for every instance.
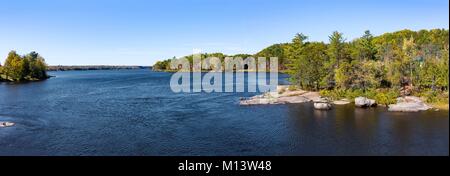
[0,69,448,156]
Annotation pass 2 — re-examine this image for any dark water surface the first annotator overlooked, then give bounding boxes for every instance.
[0,70,448,156]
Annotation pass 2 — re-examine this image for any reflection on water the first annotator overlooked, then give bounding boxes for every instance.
[285,104,448,155]
[0,70,448,156]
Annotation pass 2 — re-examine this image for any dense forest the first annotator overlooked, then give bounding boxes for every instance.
[0,51,49,82]
[153,29,449,106]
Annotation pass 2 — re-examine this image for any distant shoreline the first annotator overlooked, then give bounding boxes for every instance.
[47,65,152,71]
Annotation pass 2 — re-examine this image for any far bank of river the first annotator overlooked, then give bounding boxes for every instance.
[47,65,151,71]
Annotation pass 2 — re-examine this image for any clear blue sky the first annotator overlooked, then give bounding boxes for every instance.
[0,0,448,66]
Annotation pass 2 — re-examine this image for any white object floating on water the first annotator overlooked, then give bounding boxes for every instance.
[0,122,15,128]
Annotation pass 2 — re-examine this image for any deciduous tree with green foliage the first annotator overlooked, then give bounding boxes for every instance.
[0,51,49,82]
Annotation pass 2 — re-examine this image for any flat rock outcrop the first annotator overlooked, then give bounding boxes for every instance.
[388,96,432,112]
[240,88,321,106]
[333,99,351,105]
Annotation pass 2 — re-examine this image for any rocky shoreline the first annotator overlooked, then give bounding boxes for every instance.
[240,86,349,107]
[240,86,436,112]
[240,87,322,106]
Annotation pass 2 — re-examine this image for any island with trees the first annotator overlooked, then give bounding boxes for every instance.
[0,51,49,82]
[153,29,449,110]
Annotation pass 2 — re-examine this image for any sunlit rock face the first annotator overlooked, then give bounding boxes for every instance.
[388,96,432,112]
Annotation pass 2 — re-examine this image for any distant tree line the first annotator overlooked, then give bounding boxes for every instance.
[0,51,48,82]
[48,65,148,71]
[153,53,252,71]
[153,29,449,105]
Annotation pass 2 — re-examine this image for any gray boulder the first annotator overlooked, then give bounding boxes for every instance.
[314,102,332,110]
[355,97,377,108]
[314,98,332,110]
